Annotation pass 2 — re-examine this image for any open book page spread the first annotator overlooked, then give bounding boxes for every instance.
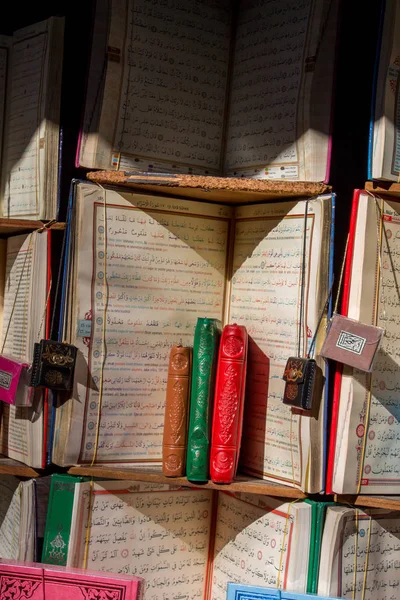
[80,0,337,180]
[64,184,230,465]
[333,194,400,493]
[231,199,329,489]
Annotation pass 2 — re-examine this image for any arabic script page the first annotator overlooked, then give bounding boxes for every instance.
[230,200,327,489]
[66,183,231,465]
[83,0,232,172]
[333,509,400,600]
[68,481,214,600]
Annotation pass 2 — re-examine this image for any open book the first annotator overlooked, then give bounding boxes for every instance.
[52,181,333,493]
[0,230,51,468]
[77,0,339,182]
[59,480,313,599]
[0,475,50,562]
[318,506,400,599]
[328,191,400,494]
[0,18,64,219]
[369,0,400,180]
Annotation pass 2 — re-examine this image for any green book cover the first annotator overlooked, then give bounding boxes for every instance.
[310,501,336,593]
[304,500,335,593]
[42,473,88,565]
[186,317,221,482]
[304,499,317,593]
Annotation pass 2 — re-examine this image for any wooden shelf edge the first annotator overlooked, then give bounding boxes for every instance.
[68,466,306,499]
[0,219,65,236]
[335,494,400,511]
[365,181,400,198]
[0,456,40,478]
[87,171,331,206]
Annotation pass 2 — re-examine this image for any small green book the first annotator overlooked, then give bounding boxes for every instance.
[305,500,335,593]
[186,317,221,482]
[41,473,87,565]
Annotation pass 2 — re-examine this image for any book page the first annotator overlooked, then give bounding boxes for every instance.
[335,196,400,493]
[80,0,232,173]
[68,481,213,600]
[224,0,335,181]
[332,510,400,599]
[62,183,231,465]
[0,477,21,559]
[1,21,50,217]
[0,234,33,463]
[0,232,46,467]
[211,493,308,599]
[231,199,330,489]
[0,36,10,170]
[377,0,400,179]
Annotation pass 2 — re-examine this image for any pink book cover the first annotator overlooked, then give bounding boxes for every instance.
[0,561,144,600]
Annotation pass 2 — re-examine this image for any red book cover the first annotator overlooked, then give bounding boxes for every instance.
[210,324,248,484]
[325,189,360,493]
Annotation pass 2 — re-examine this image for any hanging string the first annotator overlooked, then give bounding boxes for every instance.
[333,234,350,315]
[289,412,295,486]
[298,199,310,357]
[361,515,372,600]
[352,509,359,600]
[83,478,95,569]
[276,499,299,589]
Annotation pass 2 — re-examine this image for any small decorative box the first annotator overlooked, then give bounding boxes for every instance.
[320,313,384,372]
[282,357,317,411]
[30,340,77,391]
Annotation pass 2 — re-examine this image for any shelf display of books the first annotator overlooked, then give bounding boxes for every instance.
[0,0,399,599]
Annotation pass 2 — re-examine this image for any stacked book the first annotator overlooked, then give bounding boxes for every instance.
[1,473,400,599]
[162,321,248,484]
[0,1,400,600]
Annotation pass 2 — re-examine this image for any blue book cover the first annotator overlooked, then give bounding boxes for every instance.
[227,584,339,600]
[47,180,77,465]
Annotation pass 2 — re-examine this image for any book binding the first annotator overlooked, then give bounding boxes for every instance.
[210,323,248,484]
[186,317,221,482]
[162,345,192,477]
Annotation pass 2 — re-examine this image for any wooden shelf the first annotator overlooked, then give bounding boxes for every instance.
[365,180,400,198]
[87,171,331,206]
[336,495,400,511]
[0,219,65,236]
[68,465,306,499]
[0,455,40,477]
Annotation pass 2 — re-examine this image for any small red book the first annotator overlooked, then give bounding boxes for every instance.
[210,324,248,484]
